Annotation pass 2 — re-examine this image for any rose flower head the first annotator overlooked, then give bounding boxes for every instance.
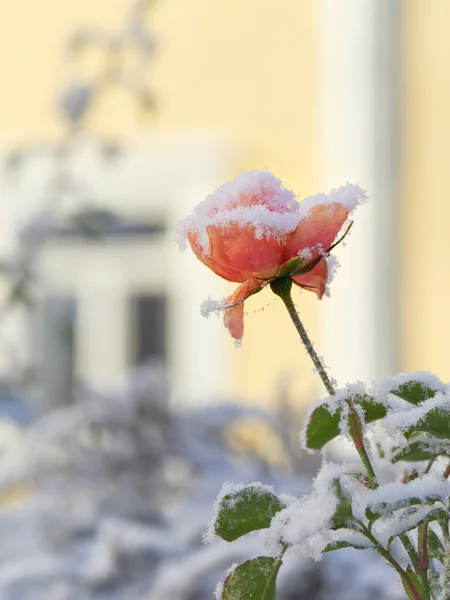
[177,170,366,343]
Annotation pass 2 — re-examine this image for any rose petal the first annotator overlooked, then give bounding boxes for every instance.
[223,278,265,340]
[291,259,328,299]
[187,231,251,282]
[208,224,285,280]
[286,204,350,260]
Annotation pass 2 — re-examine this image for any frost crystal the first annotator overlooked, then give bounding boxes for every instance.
[325,254,340,293]
[213,579,224,599]
[200,297,225,318]
[214,561,239,598]
[298,244,324,260]
[299,247,313,260]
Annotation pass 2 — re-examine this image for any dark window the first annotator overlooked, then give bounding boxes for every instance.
[131,294,167,364]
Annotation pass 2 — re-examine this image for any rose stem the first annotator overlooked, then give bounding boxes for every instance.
[270,276,377,489]
[270,277,334,395]
[417,523,430,600]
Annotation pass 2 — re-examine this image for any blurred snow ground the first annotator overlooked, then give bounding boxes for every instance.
[0,366,405,600]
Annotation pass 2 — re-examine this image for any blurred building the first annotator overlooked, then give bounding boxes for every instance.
[0,0,448,406]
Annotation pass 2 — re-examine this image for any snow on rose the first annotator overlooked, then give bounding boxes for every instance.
[177,170,366,341]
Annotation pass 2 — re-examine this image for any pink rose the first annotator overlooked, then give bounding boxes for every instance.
[178,171,365,342]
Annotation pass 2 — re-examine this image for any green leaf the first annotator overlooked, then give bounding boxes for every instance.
[427,529,444,563]
[405,406,450,440]
[214,485,286,542]
[392,436,450,463]
[358,395,388,422]
[304,395,387,450]
[222,556,282,600]
[304,405,340,450]
[391,381,438,405]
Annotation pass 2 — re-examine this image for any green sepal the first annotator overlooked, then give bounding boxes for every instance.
[277,257,303,278]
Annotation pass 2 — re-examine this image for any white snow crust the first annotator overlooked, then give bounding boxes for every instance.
[177,171,366,254]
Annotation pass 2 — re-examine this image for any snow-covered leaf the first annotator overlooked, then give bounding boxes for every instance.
[221,556,281,600]
[214,484,286,542]
[391,381,438,406]
[404,405,450,440]
[322,528,374,554]
[304,395,387,450]
[323,539,371,553]
[365,476,450,521]
[264,465,364,561]
[382,506,448,543]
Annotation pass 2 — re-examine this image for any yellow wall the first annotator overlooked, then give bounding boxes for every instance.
[155,0,321,404]
[0,0,125,140]
[0,0,323,403]
[402,1,450,380]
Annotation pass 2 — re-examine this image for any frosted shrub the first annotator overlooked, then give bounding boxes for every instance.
[179,170,450,600]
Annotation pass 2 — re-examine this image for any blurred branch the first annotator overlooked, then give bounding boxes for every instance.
[0,0,159,388]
